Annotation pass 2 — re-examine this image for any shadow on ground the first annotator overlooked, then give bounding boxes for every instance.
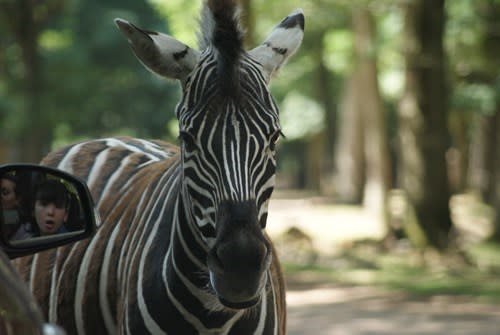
[286,276,500,335]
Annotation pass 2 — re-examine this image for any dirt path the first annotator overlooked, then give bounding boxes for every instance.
[267,195,500,334]
[286,282,500,335]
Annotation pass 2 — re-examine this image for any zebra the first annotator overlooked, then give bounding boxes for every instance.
[13,0,304,334]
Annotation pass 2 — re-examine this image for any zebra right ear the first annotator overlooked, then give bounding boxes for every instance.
[248,9,304,82]
[115,18,200,81]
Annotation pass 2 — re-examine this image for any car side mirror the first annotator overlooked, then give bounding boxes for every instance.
[0,164,98,259]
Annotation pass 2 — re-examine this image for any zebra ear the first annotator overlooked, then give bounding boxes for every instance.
[115,18,200,81]
[248,9,304,82]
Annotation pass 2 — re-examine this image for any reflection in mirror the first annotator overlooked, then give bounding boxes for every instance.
[1,170,86,247]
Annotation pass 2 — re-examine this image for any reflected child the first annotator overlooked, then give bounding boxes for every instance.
[11,179,70,240]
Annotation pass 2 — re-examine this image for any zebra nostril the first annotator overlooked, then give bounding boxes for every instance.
[208,247,225,273]
[211,237,269,275]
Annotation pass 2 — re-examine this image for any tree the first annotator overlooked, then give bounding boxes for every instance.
[0,0,180,163]
[334,72,365,203]
[473,0,500,241]
[352,6,391,228]
[398,0,453,250]
[0,0,65,162]
[333,5,392,237]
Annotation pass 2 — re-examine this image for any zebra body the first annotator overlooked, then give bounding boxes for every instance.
[14,1,303,334]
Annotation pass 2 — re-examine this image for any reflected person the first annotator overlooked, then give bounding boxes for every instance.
[1,174,19,211]
[33,179,70,236]
[1,174,30,239]
[12,179,71,240]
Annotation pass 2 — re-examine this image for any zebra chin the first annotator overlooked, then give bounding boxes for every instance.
[208,270,268,310]
[219,295,261,310]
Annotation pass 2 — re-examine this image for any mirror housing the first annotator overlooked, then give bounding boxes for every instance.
[0,164,98,259]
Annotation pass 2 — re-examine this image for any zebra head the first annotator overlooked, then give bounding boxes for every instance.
[115,0,304,310]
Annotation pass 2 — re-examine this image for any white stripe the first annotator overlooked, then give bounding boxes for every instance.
[137,139,172,158]
[117,187,149,291]
[99,221,121,334]
[57,142,86,173]
[75,229,101,335]
[29,253,39,294]
[87,148,112,191]
[105,138,160,161]
[49,249,59,322]
[52,240,82,324]
[99,154,133,204]
[136,181,174,335]
[175,210,208,270]
[253,284,267,335]
[269,269,279,335]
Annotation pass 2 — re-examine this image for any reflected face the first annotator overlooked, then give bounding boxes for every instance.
[1,178,18,210]
[35,200,68,235]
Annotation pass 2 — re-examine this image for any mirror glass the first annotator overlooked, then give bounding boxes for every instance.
[1,168,90,248]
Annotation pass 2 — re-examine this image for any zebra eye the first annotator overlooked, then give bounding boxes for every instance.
[179,131,198,152]
[269,130,283,151]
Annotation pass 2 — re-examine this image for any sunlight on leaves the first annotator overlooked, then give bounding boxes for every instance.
[40,30,72,50]
[323,30,353,74]
[280,92,325,141]
[148,0,201,47]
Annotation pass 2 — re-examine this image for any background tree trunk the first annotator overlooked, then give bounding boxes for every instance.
[0,0,58,162]
[352,8,391,226]
[489,109,500,240]
[314,31,337,195]
[334,72,365,203]
[467,114,496,201]
[398,0,453,250]
[480,0,500,241]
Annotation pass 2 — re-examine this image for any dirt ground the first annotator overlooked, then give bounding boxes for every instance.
[267,194,500,335]
[285,280,500,335]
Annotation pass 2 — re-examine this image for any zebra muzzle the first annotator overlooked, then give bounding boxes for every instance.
[207,231,271,309]
[207,201,272,309]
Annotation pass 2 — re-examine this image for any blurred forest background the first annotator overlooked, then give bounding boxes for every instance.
[1,0,500,269]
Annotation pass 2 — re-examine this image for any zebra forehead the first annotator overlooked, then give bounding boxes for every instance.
[198,0,245,99]
[182,98,279,136]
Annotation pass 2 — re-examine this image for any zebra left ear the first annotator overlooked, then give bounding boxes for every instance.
[115,18,200,82]
[248,9,304,82]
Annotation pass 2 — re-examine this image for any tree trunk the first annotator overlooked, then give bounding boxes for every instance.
[334,72,365,203]
[398,0,452,250]
[352,8,391,228]
[18,13,50,162]
[467,113,496,200]
[1,0,52,162]
[315,32,337,195]
[479,0,500,241]
[489,109,500,241]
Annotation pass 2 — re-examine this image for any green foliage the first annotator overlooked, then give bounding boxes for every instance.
[0,0,181,149]
[0,0,498,186]
[453,83,497,115]
[323,30,353,74]
[284,243,500,302]
[447,0,500,115]
[148,0,201,47]
[48,0,181,143]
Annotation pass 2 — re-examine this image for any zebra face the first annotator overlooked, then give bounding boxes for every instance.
[176,59,281,308]
[115,4,304,310]
[177,53,281,234]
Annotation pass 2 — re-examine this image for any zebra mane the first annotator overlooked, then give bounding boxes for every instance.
[199,0,244,98]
